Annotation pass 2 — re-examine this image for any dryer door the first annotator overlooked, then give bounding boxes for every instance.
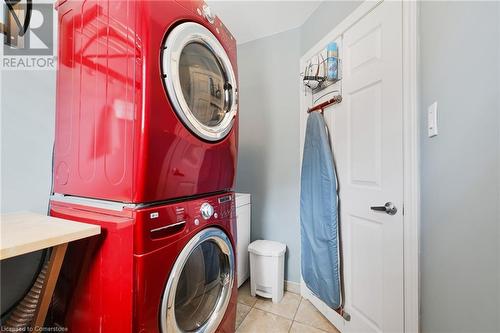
[160,228,235,333]
[162,22,237,142]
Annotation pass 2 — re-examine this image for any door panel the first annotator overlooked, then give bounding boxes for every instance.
[335,2,404,332]
[349,215,384,331]
[349,26,382,73]
[349,81,382,187]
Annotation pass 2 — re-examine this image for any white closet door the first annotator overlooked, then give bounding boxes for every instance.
[335,1,404,332]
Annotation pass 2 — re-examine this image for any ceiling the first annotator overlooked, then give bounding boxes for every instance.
[207,1,322,45]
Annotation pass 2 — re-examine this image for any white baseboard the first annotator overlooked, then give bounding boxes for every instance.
[285,280,301,294]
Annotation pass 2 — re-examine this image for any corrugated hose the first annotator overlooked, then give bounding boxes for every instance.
[1,143,55,331]
[1,263,48,330]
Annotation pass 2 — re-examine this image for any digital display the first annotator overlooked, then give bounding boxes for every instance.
[218,195,231,203]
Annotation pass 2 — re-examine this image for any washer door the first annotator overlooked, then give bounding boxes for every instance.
[160,228,235,333]
[162,22,237,142]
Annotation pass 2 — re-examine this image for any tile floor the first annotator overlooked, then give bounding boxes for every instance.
[235,281,340,333]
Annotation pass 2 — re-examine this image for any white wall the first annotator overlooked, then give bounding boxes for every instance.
[238,5,500,333]
[1,70,55,213]
[1,69,56,314]
[419,2,500,332]
[236,28,302,282]
[236,1,361,283]
[300,1,362,54]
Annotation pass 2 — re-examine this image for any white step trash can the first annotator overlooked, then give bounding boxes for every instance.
[248,240,286,303]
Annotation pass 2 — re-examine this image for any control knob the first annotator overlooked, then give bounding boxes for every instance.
[200,202,214,220]
[202,4,215,24]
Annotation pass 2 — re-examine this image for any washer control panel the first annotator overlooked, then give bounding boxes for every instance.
[218,195,233,219]
[191,193,234,222]
[135,192,235,255]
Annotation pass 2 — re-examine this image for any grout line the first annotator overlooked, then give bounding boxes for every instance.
[236,282,255,330]
[235,305,252,331]
[291,319,332,333]
[252,295,302,322]
[292,298,338,333]
[288,298,301,333]
[237,291,335,333]
[261,309,296,322]
[236,300,256,307]
[238,284,311,332]
[292,297,303,322]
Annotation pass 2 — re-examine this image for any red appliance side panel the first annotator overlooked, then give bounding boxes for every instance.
[54,0,143,202]
[49,202,134,332]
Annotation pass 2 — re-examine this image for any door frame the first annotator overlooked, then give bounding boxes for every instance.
[298,1,419,332]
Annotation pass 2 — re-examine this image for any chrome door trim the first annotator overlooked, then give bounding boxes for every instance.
[160,227,235,333]
[162,22,238,142]
[50,193,138,211]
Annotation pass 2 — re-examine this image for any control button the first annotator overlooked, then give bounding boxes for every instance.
[214,212,218,219]
[202,4,215,24]
[200,203,214,220]
[194,218,200,226]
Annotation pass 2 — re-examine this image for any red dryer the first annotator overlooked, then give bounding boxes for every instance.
[54,0,239,203]
[50,192,238,333]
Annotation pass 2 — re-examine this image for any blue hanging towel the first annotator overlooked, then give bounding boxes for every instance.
[300,112,341,309]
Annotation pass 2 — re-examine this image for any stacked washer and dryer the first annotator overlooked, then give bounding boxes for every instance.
[49,1,239,332]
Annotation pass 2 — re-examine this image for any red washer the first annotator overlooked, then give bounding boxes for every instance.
[53,0,239,203]
[49,192,237,333]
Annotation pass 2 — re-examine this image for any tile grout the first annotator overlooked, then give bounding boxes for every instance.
[286,296,304,333]
[253,294,302,321]
[235,298,255,331]
[238,294,300,321]
[237,283,337,333]
[292,297,303,322]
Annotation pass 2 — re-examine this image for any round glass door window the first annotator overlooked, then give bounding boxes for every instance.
[162,23,237,142]
[160,228,235,333]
